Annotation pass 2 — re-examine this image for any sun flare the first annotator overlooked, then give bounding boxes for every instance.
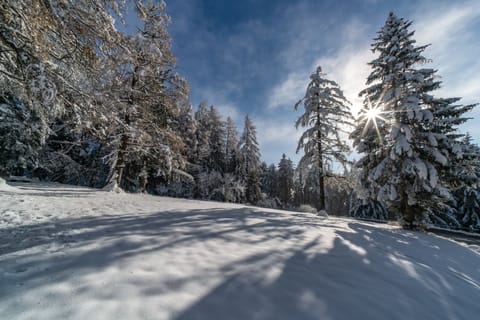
[365,106,382,121]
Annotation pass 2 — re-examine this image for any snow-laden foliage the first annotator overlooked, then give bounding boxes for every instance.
[108,1,187,192]
[238,115,262,204]
[457,187,480,231]
[225,117,241,174]
[277,154,295,207]
[351,12,476,228]
[295,66,353,210]
[350,199,389,221]
[0,95,44,176]
[238,115,261,179]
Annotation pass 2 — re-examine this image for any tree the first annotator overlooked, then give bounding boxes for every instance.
[225,117,240,174]
[295,66,353,211]
[239,115,262,203]
[352,12,464,228]
[277,154,294,207]
[109,0,187,191]
[262,163,278,198]
[0,94,44,176]
[207,106,226,173]
[194,102,211,171]
[0,0,124,182]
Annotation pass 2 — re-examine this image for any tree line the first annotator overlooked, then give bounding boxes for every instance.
[0,2,479,231]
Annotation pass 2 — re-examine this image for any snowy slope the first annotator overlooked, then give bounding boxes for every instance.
[1,181,479,320]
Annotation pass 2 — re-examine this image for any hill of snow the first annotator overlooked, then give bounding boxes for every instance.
[1,181,479,320]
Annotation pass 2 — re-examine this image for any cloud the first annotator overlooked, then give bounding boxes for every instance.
[267,19,373,116]
[267,71,310,110]
[412,1,480,136]
[216,103,241,122]
[255,116,302,164]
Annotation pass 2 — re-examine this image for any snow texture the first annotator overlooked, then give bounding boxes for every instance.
[1,181,480,320]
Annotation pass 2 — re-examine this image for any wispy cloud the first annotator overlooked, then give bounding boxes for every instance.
[267,19,373,115]
[413,1,480,136]
[255,116,302,164]
[267,71,309,110]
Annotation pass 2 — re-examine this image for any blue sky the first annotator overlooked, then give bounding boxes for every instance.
[160,0,480,165]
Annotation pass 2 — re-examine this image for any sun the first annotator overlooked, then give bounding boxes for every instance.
[365,105,382,122]
[360,93,388,143]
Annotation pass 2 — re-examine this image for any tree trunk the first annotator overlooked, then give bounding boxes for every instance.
[317,114,325,211]
[401,190,414,229]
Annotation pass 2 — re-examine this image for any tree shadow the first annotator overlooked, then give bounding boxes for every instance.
[2,208,479,319]
[175,223,480,320]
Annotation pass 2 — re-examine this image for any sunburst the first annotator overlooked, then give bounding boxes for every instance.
[360,87,388,143]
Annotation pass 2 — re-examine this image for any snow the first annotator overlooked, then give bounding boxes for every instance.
[1,181,480,320]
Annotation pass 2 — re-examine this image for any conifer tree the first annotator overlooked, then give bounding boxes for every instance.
[225,117,240,174]
[352,12,469,227]
[295,66,353,211]
[207,106,226,173]
[277,154,295,207]
[239,115,262,203]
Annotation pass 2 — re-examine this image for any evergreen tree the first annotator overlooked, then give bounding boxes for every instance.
[194,102,211,171]
[207,106,226,173]
[458,188,480,231]
[277,154,294,207]
[225,117,240,174]
[350,199,389,221]
[239,115,261,203]
[246,170,262,204]
[295,66,353,211]
[352,12,462,228]
[262,163,278,198]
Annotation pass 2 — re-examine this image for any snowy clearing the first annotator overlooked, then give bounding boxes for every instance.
[1,182,480,320]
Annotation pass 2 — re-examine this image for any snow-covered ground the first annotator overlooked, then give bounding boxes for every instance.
[1,181,479,320]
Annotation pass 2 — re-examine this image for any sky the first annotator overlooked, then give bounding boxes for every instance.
[159,0,480,165]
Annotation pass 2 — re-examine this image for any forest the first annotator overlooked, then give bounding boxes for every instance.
[1,1,479,232]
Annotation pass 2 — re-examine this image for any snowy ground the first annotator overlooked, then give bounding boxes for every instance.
[1,181,479,320]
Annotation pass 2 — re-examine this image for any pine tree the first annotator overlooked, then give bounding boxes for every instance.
[295,66,353,211]
[238,115,262,203]
[352,12,456,228]
[452,134,480,230]
[458,188,480,231]
[225,117,240,174]
[262,163,278,198]
[207,106,226,173]
[246,170,262,204]
[238,115,261,179]
[194,102,211,171]
[277,154,294,207]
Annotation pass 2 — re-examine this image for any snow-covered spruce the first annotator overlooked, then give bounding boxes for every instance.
[295,66,353,211]
[352,12,476,228]
[238,115,262,204]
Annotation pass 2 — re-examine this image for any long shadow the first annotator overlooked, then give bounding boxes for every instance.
[175,223,480,320]
[0,207,336,297]
[3,205,479,319]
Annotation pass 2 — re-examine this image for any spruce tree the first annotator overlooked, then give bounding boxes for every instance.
[352,12,464,228]
[208,106,226,173]
[239,115,262,203]
[295,66,353,211]
[277,154,294,207]
[225,117,240,174]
